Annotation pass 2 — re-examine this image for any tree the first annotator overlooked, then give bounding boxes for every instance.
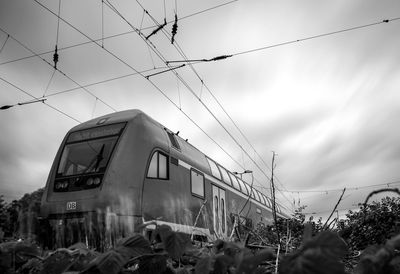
[339,196,400,250]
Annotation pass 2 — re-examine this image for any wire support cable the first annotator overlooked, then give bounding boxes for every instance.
[36,0,293,212]
[123,0,295,211]
[0,75,80,123]
[2,0,238,67]
[0,34,9,55]
[33,0,246,174]
[231,17,400,58]
[135,3,295,209]
[0,27,117,113]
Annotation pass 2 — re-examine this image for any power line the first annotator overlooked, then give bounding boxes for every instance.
[134,1,296,210]
[0,27,117,113]
[282,180,400,194]
[0,0,238,67]
[0,75,81,123]
[43,66,166,98]
[231,17,400,57]
[34,0,248,176]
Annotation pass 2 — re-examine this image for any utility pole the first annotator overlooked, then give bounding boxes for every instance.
[270,151,280,244]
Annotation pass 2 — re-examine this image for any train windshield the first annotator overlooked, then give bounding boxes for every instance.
[56,123,125,177]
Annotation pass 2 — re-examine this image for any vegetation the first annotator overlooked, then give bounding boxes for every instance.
[0,190,400,273]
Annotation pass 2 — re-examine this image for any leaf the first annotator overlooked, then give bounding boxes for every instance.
[195,256,212,274]
[355,234,400,274]
[222,242,241,259]
[115,234,153,259]
[151,224,173,243]
[212,239,225,255]
[213,254,234,274]
[303,231,347,259]
[81,250,126,274]
[39,250,76,274]
[175,266,191,274]
[163,231,192,260]
[279,232,347,274]
[236,249,275,274]
[137,254,167,274]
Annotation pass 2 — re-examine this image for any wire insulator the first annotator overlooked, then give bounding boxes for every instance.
[171,14,178,44]
[146,18,167,40]
[53,45,59,69]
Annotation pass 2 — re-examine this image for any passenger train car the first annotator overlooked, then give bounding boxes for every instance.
[40,109,287,249]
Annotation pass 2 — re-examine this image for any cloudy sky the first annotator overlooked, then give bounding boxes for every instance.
[1,0,400,220]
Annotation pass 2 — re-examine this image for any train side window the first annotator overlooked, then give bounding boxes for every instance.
[218,166,232,186]
[250,188,256,200]
[228,172,241,191]
[255,190,262,203]
[264,196,272,208]
[242,183,251,196]
[206,158,221,180]
[147,151,169,179]
[237,179,248,195]
[191,169,205,198]
[259,193,267,205]
[276,204,281,213]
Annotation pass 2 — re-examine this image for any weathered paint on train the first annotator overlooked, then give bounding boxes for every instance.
[40,109,287,249]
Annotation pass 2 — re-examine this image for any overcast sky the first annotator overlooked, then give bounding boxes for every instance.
[1,0,400,220]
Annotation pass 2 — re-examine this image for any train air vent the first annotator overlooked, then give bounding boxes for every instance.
[167,131,180,150]
[171,157,179,166]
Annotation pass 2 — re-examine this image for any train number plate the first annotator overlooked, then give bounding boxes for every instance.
[66,201,77,210]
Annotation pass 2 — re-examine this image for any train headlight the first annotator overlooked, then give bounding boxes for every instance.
[86,177,94,186]
[55,182,62,189]
[93,177,101,185]
[62,182,69,189]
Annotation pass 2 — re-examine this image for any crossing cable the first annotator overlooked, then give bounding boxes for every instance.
[0,27,117,113]
[0,34,9,55]
[41,66,167,99]
[110,0,294,210]
[138,6,294,212]
[149,9,400,199]
[2,0,238,67]
[0,75,81,123]
[134,1,295,208]
[231,17,400,58]
[33,0,247,173]
[35,0,291,212]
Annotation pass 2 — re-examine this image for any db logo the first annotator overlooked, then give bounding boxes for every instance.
[66,201,77,210]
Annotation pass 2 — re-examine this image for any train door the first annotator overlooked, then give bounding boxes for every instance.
[212,185,227,239]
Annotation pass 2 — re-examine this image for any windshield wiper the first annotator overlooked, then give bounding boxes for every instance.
[82,144,105,175]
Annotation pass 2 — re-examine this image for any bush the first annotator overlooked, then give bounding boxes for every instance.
[339,197,400,250]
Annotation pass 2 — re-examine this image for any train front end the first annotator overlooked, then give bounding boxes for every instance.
[40,112,144,250]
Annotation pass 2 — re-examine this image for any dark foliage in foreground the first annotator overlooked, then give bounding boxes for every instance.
[0,225,399,274]
[1,191,400,273]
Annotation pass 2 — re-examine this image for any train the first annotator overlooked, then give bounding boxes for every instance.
[40,109,287,249]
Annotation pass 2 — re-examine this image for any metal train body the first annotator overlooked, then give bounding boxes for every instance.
[41,110,286,249]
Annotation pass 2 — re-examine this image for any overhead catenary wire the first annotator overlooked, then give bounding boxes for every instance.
[0,34,9,55]
[135,2,296,210]
[231,17,400,57]
[109,0,294,211]
[0,75,81,123]
[35,0,292,211]
[0,27,117,113]
[33,0,247,174]
[135,2,296,208]
[1,0,238,67]
[42,66,167,99]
